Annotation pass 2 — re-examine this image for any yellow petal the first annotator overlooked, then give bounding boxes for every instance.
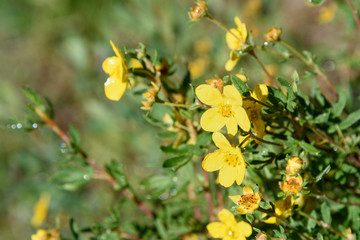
[104,76,127,101]
[252,84,268,102]
[128,58,143,69]
[226,117,238,136]
[236,206,248,215]
[223,85,243,107]
[219,164,236,187]
[218,209,236,225]
[102,57,122,76]
[263,215,277,224]
[239,134,252,147]
[110,40,124,59]
[195,84,222,106]
[242,186,254,195]
[202,150,224,172]
[207,222,227,238]
[212,132,232,150]
[200,108,226,132]
[235,160,245,185]
[233,106,251,132]
[229,195,241,204]
[236,221,252,237]
[226,29,243,50]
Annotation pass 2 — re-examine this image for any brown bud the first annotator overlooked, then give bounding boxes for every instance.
[188,1,207,21]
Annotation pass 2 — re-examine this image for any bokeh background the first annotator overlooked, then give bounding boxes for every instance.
[1,0,359,238]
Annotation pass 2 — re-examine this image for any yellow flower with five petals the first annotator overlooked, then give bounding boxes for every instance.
[195,84,250,136]
[262,196,294,224]
[207,209,252,240]
[102,40,128,101]
[225,17,247,71]
[229,186,261,214]
[202,132,247,187]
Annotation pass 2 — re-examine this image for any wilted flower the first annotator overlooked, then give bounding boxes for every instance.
[188,1,208,21]
[256,232,268,240]
[202,132,247,187]
[229,186,261,214]
[141,82,159,110]
[264,27,281,42]
[262,196,294,224]
[280,174,303,194]
[102,40,128,101]
[206,77,224,92]
[207,209,252,240]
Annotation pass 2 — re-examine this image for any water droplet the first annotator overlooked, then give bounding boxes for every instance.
[60,143,66,148]
[264,41,269,46]
[172,177,178,182]
[83,174,89,180]
[170,188,177,196]
[32,123,38,129]
[16,123,22,129]
[11,124,16,129]
[228,230,233,236]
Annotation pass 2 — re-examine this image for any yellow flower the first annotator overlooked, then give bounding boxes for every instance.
[317,3,337,24]
[243,84,268,141]
[31,229,59,240]
[262,196,294,224]
[188,1,208,21]
[229,186,261,214]
[225,17,247,71]
[195,84,250,136]
[102,40,128,101]
[207,209,252,240]
[279,174,303,195]
[286,156,302,174]
[31,193,51,227]
[202,132,246,187]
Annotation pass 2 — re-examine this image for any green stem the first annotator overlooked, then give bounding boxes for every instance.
[249,50,280,88]
[297,211,347,239]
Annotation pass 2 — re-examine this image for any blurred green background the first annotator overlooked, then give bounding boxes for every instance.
[1,0,359,239]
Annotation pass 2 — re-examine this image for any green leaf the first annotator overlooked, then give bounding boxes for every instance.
[317,233,324,240]
[316,165,331,182]
[51,165,93,190]
[259,201,271,210]
[155,218,168,240]
[268,86,287,105]
[246,213,254,223]
[231,75,249,95]
[306,0,326,5]
[314,112,330,124]
[291,71,299,93]
[307,210,317,232]
[22,87,46,109]
[69,218,79,239]
[105,160,128,190]
[160,144,194,155]
[179,108,192,120]
[299,141,320,155]
[68,124,81,150]
[321,202,332,224]
[162,155,192,168]
[196,132,212,147]
[338,109,360,131]
[332,89,347,118]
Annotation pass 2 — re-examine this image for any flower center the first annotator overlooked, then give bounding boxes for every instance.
[218,103,234,118]
[224,153,241,167]
[237,193,258,210]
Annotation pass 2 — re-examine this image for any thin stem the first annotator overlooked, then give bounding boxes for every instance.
[203,170,215,222]
[310,193,360,207]
[243,96,274,109]
[280,40,338,99]
[249,50,280,89]
[163,102,192,108]
[250,133,283,147]
[298,211,347,239]
[345,0,360,31]
[32,105,154,218]
[204,14,242,42]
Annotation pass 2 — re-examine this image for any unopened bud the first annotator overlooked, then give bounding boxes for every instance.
[206,77,224,92]
[264,27,281,42]
[256,232,268,240]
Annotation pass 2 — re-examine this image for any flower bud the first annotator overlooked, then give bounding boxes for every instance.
[264,27,281,42]
[256,232,268,240]
[280,174,303,194]
[206,77,224,92]
[188,1,207,21]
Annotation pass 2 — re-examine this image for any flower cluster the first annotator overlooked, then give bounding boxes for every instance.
[31,229,59,240]
[280,157,303,195]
